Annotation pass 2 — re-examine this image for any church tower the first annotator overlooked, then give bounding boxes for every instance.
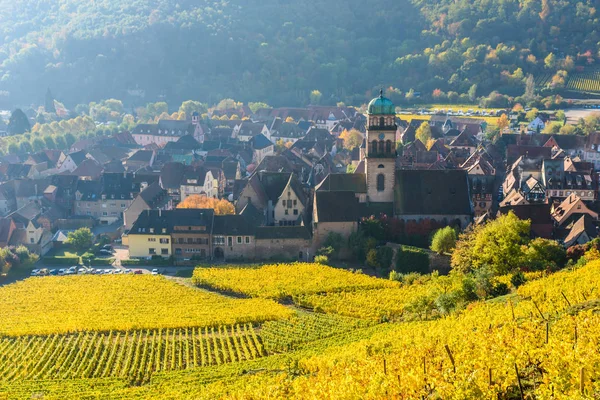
[365,90,396,203]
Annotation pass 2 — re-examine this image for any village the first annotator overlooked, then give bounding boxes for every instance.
[0,94,598,276]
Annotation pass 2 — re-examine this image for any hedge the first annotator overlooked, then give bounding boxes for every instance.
[43,256,80,265]
[89,258,115,266]
[121,258,172,266]
[395,245,430,274]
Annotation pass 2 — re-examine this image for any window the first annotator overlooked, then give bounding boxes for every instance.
[148,238,156,242]
[285,209,289,215]
[293,200,297,206]
[121,203,126,208]
[175,248,182,255]
[149,228,154,234]
[228,237,233,246]
[187,238,194,244]
[178,238,184,244]
[379,141,385,153]
[245,236,250,244]
[377,174,385,192]
[30,238,35,244]
[371,140,377,154]
[160,238,169,244]
[86,211,91,216]
[378,164,385,169]
[293,209,298,215]
[214,236,225,245]
[386,140,392,154]
[287,200,292,208]
[149,248,156,254]
[237,236,242,244]
[201,249,206,257]
[380,117,384,126]
[102,212,108,216]
[161,248,169,255]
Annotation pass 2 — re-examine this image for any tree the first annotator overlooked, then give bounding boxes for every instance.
[8,109,31,135]
[497,114,510,132]
[522,238,566,271]
[339,129,363,149]
[179,100,207,116]
[248,102,271,113]
[559,124,576,135]
[468,84,478,102]
[45,88,56,114]
[555,110,566,122]
[66,228,94,251]
[43,136,56,149]
[525,108,539,122]
[544,53,556,69]
[7,143,18,154]
[451,212,531,275]
[430,226,457,255]
[310,90,322,105]
[524,74,535,100]
[415,122,432,144]
[177,195,234,215]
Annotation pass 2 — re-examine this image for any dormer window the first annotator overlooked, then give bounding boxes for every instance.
[149,228,154,233]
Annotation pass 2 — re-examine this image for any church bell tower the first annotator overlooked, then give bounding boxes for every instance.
[365,90,396,203]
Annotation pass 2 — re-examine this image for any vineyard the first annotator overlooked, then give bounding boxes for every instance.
[0,275,292,336]
[2,262,600,398]
[536,68,600,94]
[192,262,398,299]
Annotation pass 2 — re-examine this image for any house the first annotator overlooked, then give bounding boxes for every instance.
[268,120,305,144]
[124,150,155,170]
[462,151,496,217]
[254,226,312,261]
[74,173,141,224]
[551,193,599,227]
[127,209,173,259]
[66,159,103,181]
[212,214,256,260]
[528,117,546,132]
[123,182,173,230]
[235,172,307,226]
[131,119,204,147]
[169,209,214,260]
[159,162,187,200]
[312,191,359,250]
[249,134,274,165]
[234,121,270,142]
[562,215,598,247]
[58,150,88,173]
[180,167,219,201]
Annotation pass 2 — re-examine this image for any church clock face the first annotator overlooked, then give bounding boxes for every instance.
[378,133,385,140]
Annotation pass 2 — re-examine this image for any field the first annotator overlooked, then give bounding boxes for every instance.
[192,263,398,299]
[2,262,600,398]
[0,275,293,336]
[537,68,600,94]
[396,112,500,126]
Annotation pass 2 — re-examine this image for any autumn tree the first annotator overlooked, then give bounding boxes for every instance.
[339,129,363,149]
[497,114,510,132]
[430,226,457,255]
[177,195,234,215]
[310,90,322,105]
[525,108,539,122]
[415,122,432,144]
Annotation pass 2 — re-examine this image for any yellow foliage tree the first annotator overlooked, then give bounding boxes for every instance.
[415,122,432,144]
[497,113,510,132]
[339,129,364,149]
[177,195,235,215]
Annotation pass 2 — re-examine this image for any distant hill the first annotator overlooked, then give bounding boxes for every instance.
[0,0,599,108]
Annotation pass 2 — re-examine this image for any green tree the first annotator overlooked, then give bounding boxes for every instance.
[310,90,322,105]
[179,100,207,116]
[430,226,457,255]
[43,136,56,149]
[64,133,76,148]
[522,238,566,271]
[8,109,31,135]
[559,124,576,135]
[525,108,539,122]
[19,140,32,154]
[555,110,566,121]
[451,212,531,275]
[544,53,556,69]
[415,122,432,144]
[524,74,535,100]
[468,84,478,102]
[249,102,271,113]
[66,228,94,251]
[7,143,18,154]
[54,135,66,149]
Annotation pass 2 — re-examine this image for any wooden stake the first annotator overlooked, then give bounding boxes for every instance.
[423,356,426,375]
[444,344,456,373]
[515,364,524,400]
[488,368,493,386]
[383,357,387,375]
[532,300,545,320]
[546,321,549,344]
[582,292,587,301]
[561,291,572,307]
[580,367,585,394]
[510,300,515,321]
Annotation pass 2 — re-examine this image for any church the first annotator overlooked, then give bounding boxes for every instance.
[312,91,473,248]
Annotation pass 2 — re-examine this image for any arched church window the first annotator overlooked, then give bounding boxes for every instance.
[380,117,385,127]
[377,174,385,192]
[378,164,385,169]
[379,140,385,153]
[371,140,378,155]
[385,140,392,154]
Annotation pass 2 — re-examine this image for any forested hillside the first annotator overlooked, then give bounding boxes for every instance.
[0,0,598,108]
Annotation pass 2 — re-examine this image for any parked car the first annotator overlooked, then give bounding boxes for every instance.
[114,269,123,274]
[104,269,113,275]
[78,268,87,275]
[101,245,114,252]
[97,249,113,256]
[30,269,40,276]
[58,268,66,276]
[125,269,132,274]
[151,269,159,275]
[38,269,49,276]
[49,269,58,276]
[67,267,77,275]
[134,269,143,275]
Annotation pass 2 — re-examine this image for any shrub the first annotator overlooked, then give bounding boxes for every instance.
[43,257,80,265]
[430,226,457,255]
[314,255,329,265]
[395,246,430,274]
[460,277,479,301]
[491,282,510,297]
[510,271,526,288]
[366,249,379,268]
[435,292,457,315]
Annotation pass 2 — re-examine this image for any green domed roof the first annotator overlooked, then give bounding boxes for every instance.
[368,90,395,115]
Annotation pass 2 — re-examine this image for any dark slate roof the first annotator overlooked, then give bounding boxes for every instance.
[315,191,359,222]
[222,161,239,180]
[240,202,264,227]
[127,150,154,163]
[212,215,255,235]
[257,172,292,202]
[0,218,13,243]
[250,134,273,150]
[253,155,295,174]
[160,162,186,190]
[315,173,367,193]
[255,225,311,240]
[68,150,88,166]
[138,182,169,208]
[394,170,472,216]
[131,208,214,234]
[499,204,553,225]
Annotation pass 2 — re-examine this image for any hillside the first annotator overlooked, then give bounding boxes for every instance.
[1,262,600,398]
[0,0,599,108]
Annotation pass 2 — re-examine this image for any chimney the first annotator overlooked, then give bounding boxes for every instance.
[159,209,162,217]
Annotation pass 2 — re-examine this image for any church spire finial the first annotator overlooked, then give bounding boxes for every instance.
[379,88,383,98]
